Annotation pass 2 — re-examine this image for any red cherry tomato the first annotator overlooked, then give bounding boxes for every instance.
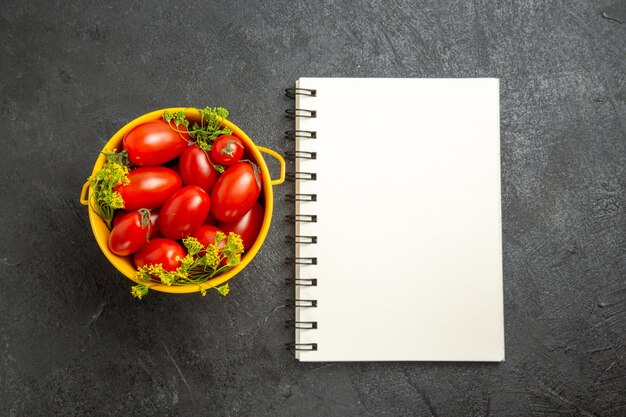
[179,145,220,193]
[123,120,189,166]
[192,224,227,250]
[113,209,161,235]
[211,135,245,166]
[133,238,185,271]
[115,167,182,211]
[219,202,264,250]
[158,185,211,240]
[211,162,261,222]
[108,209,159,256]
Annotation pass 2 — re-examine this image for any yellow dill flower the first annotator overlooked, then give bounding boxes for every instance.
[203,244,221,269]
[135,265,152,282]
[214,231,226,245]
[148,264,166,276]
[179,254,195,271]
[129,221,242,298]
[182,237,204,256]
[131,284,149,299]
[226,253,241,267]
[227,232,244,254]
[160,273,177,286]
[110,192,125,209]
[89,157,130,227]
[215,284,230,296]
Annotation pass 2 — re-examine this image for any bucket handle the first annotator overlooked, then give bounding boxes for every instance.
[80,181,90,206]
[257,147,285,186]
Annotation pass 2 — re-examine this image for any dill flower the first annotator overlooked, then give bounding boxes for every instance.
[131,284,149,299]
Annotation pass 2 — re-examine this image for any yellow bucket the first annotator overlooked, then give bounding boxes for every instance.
[79,108,285,293]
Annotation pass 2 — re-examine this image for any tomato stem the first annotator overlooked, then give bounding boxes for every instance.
[137,208,152,242]
[240,159,261,189]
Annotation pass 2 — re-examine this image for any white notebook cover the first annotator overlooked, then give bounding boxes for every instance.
[293,78,504,362]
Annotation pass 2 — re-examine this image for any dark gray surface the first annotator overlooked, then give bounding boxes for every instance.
[1,1,625,416]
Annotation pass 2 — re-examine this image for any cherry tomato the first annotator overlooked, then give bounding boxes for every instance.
[211,162,261,222]
[113,209,161,235]
[158,185,211,240]
[133,238,185,271]
[115,167,182,211]
[211,135,245,166]
[219,202,264,250]
[109,209,159,256]
[123,120,189,166]
[179,145,220,193]
[192,224,227,250]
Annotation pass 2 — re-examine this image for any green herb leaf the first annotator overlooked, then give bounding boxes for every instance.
[103,149,131,167]
[196,140,212,152]
[163,106,231,151]
[186,107,231,145]
[173,111,189,128]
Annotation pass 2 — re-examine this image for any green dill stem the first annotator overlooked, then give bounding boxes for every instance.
[167,124,192,142]
[90,195,114,229]
[210,265,231,278]
[167,120,229,143]
[199,147,225,172]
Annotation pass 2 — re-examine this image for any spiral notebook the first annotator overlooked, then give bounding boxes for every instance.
[286,78,504,362]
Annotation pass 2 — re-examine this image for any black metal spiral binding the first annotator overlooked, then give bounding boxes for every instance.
[285,86,319,355]
[285,256,317,265]
[285,150,317,160]
[285,214,317,223]
[285,299,318,307]
[285,278,318,286]
[285,109,316,119]
[285,342,318,351]
[285,88,317,98]
[285,193,317,202]
[284,130,317,139]
[285,320,318,329]
[285,235,317,244]
[286,172,317,181]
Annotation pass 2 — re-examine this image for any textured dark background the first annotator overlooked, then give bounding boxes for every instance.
[1,0,625,416]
